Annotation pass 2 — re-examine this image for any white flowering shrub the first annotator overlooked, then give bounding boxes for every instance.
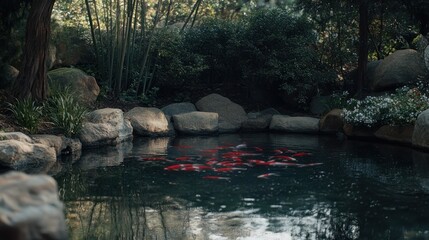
[342,86,429,127]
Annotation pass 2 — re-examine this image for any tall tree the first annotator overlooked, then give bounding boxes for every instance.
[356,0,368,96]
[11,0,56,101]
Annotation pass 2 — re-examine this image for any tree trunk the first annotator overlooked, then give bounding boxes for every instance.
[12,0,55,101]
[356,0,368,97]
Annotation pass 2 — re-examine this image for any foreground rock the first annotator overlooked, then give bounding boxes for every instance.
[48,67,100,105]
[79,108,133,148]
[0,140,56,170]
[125,107,170,136]
[412,109,429,149]
[371,49,427,91]
[173,112,218,135]
[195,94,247,133]
[319,109,344,133]
[242,108,280,132]
[375,125,414,144]
[269,115,319,133]
[0,171,67,240]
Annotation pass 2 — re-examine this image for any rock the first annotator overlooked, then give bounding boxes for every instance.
[0,171,67,240]
[161,102,196,116]
[48,68,100,105]
[125,107,170,136]
[366,60,382,90]
[371,49,428,91]
[413,34,428,53]
[77,141,132,170]
[31,134,64,156]
[375,125,414,144]
[0,140,56,170]
[172,112,218,135]
[269,115,319,133]
[195,94,247,133]
[242,108,280,132]
[79,108,133,148]
[0,132,33,143]
[0,64,19,89]
[412,109,429,149]
[343,124,375,138]
[320,109,344,133]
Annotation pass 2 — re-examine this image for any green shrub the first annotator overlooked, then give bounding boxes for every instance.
[343,86,429,127]
[8,98,43,134]
[45,88,87,137]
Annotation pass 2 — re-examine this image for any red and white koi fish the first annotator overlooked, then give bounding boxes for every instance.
[269,155,297,161]
[257,173,280,179]
[248,159,270,166]
[206,159,218,165]
[164,164,198,171]
[214,167,247,172]
[176,156,192,161]
[219,162,251,167]
[201,149,218,154]
[292,152,312,157]
[299,162,323,167]
[254,147,264,152]
[273,149,283,154]
[203,176,230,180]
[180,165,213,171]
[235,143,247,149]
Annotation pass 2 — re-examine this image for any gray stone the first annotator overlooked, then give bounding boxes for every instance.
[195,94,247,133]
[319,109,344,133]
[375,125,414,144]
[425,45,429,71]
[412,109,429,149]
[0,171,67,240]
[371,49,428,91]
[173,112,218,135]
[242,108,279,131]
[343,124,375,138]
[0,132,33,143]
[269,115,319,133]
[161,102,196,116]
[0,140,56,170]
[31,134,64,156]
[79,108,133,147]
[48,68,100,105]
[125,107,170,136]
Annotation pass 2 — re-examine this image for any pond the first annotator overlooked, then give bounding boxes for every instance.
[54,133,429,240]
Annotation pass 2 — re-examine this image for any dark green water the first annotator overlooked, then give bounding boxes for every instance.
[54,133,429,240]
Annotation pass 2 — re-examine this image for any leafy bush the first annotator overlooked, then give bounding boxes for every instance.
[324,91,350,112]
[7,98,43,134]
[45,88,87,137]
[343,86,429,127]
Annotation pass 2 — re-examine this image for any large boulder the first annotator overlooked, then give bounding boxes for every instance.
[195,94,247,133]
[0,140,56,170]
[0,171,67,240]
[320,109,344,133]
[412,109,429,149]
[0,64,19,89]
[269,115,319,133]
[172,112,218,135]
[31,134,82,157]
[48,68,100,105]
[161,102,196,116]
[375,125,414,144]
[79,108,133,148]
[125,107,170,136]
[242,108,280,132]
[371,49,428,91]
[0,132,33,143]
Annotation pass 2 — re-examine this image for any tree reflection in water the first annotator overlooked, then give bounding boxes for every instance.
[54,134,429,240]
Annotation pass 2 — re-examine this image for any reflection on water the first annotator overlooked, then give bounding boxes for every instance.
[54,133,429,240]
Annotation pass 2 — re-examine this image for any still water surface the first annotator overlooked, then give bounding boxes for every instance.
[54,133,429,240]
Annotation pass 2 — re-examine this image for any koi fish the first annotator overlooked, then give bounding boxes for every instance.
[292,152,312,157]
[235,143,247,149]
[273,149,283,154]
[220,162,250,167]
[203,176,230,180]
[254,147,264,152]
[267,162,301,167]
[248,160,270,166]
[269,156,297,161]
[206,159,218,165]
[215,167,247,172]
[164,164,198,171]
[201,149,218,154]
[257,173,280,179]
[299,162,323,167]
[176,156,192,161]
[180,165,213,171]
